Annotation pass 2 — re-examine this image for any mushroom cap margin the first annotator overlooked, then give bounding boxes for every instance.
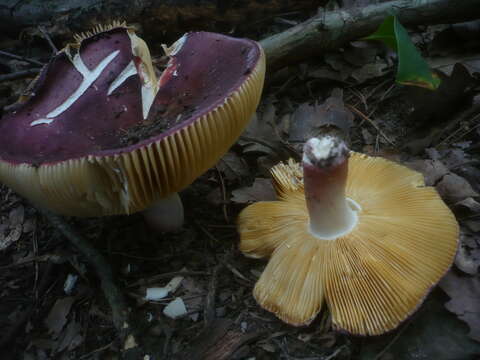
[237,152,459,335]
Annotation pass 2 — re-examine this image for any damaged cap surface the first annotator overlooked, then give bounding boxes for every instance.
[0,24,266,216]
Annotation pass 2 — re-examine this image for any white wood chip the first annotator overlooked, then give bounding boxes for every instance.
[163,297,187,319]
[145,287,169,301]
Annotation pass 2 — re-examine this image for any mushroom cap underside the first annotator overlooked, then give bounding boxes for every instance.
[0,27,266,216]
[238,152,459,335]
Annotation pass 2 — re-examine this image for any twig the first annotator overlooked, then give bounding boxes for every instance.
[79,341,114,360]
[196,220,220,244]
[430,102,480,147]
[0,262,55,348]
[0,50,44,67]
[346,104,395,146]
[324,345,347,360]
[127,270,210,288]
[239,135,300,160]
[205,224,236,229]
[37,208,137,354]
[439,113,480,146]
[221,259,251,283]
[215,165,230,223]
[0,68,41,82]
[373,316,415,360]
[32,222,39,300]
[204,262,223,326]
[38,25,58,53]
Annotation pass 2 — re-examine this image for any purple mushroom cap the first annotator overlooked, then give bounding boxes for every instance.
[0,25,266,216]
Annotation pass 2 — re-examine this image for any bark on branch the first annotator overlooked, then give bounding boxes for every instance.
[0,0,318,40]
[260,0,480,70]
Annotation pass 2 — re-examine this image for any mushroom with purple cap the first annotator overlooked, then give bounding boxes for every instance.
[0,22,266,231]
[238,135,459,335]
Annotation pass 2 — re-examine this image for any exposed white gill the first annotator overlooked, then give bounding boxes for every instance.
[30,50,120,127]
[303,136,360,241]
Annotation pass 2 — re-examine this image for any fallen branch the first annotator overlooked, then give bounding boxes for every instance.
[0,0,318,40]
[0,69,41,83]
[0,50,44,67]
[0,262,55,349]
[204,262,223,326]
[38,208,140,357]
[260,0,480,70]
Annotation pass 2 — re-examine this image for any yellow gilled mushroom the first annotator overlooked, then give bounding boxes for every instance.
[0,23,265,230]
[238,136,459,335]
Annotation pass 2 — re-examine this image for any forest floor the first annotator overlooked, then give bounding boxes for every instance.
[0,3,479,360]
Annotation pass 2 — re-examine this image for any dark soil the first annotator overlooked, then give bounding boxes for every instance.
[116,102,197,147]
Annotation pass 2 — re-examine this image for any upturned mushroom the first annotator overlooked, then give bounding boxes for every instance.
[0,23,265,230]
[238,136,458,335]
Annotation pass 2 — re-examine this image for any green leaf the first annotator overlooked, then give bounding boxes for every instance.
[364,16,441,90]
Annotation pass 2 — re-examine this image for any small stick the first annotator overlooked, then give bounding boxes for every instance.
[0,68,41,83]
[38,25,58,53]
[0,50,44,67]
[127,270,210,288]
[204,263,223,326]
[79,341,114,360]
[346,104,395,146]
[32,223,39,300]
[215,165,229,223]
[38,208,137,352]
[373,315,415,360]
[0,262,55,348]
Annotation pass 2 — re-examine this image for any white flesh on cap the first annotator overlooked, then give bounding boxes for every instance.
[142,192,184,232]
[303,137,361,240]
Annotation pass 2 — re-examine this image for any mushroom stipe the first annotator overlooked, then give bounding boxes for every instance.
[238,136,459,336]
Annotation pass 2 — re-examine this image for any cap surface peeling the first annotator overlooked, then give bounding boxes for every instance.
[0,25,266,216]
[238,152,459,335]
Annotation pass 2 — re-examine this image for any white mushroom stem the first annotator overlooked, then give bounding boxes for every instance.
[302,137,360,240]
[142,192,184,232]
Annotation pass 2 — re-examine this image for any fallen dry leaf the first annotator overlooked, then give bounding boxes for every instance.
[351,62,388,83]
[406,159,449,186]
[436,173,478,203]
[324,53,355,79]
[0,205,25,251]
[289,89,353,143]
[343,41,379,67]
[44,297,75,338]
[465,220,480,233]
[408,63,476,126]
[455,231,480,275]
[240,97,283,155]
[217,152,250,182]
[308,66,346,82]
[455,197,480,213]
[231,178,276,204]
[56,319,83,352]
[440,270,480,342]
[432,148,470,170]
